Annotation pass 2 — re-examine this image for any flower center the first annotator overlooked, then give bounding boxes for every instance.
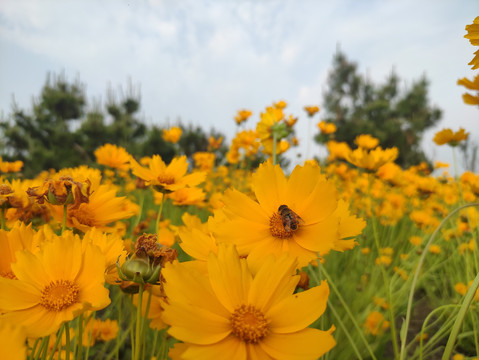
[230,304,268,343]
[40,279,79,311]
[269,211,294,238]
[157,174,175,185]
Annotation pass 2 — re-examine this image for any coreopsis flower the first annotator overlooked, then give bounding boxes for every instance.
[234,110,253,125]
[161,244,336,359]
[27,175,91,209]
[130,155,205,193]
[274,100,287,109]
[433,128,469,146]
[208,136,224,150]
[345,147,398,171]
[317,121,337,135]
[0,221,44,280]
[94,143,132,171]
[162,127,183,143]
[0,234,111,338]
[0,158,23,173]
[465,16,479,69]
[212,161,363,267]
[284,115,298,127]
[193,152,216,171]
[455,281,479,301]
[354,134,379,149]
[304,105,320,117]
[457,74,479,105]
[363,311,390,336]
[429,244,441,254]
[49,183,138,233]
[326,140,351,161]
[0,321,26,360]
[409,236,422,246]
[167,187,206,207]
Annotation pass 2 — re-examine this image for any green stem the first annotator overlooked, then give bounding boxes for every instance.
[155,195,165,236]
[76,313,83,360]
[47,325,65,360]
[399,203,479,360]
[442,271,479,359]
[0,207,6,230]
[132,190,145,232]
[61,204,68,234]
[39,335,50,360]
[272,131,278,166]
[327,299,363,360]
[308,264,377,360]
[30,338,41,360]
[65,322,71,360]
[134,283,145,360]
[371,215,399,359]
[149,330,159,360]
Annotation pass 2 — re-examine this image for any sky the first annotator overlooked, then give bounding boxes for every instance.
[0,0,478,172]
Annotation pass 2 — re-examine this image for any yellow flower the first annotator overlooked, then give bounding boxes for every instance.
[193,152,216,171]
[429,244,441,254]
[130,155,205,192]
[274,100,287,109]
[304,105,320,117]
[0,158,23,173]
[409,236,422,246]
[234,109,253,125]
[433,128,469,146]
[161,244,336,359]
[345,147,398,171]
[363,311,390,336]
[51,183,138,233]
[465,16,479,69]
[162,127,182,143]
[208,136,224,150]
[167,187,206,207]
[317,121,337,135]
[354,134,379,150]
[0,234,110,338]
[94,144,132,171]
[0,321,26,360]
[326,141,351,161]
[212,161,363,267]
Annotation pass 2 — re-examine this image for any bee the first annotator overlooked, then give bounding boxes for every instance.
[278,204,304,232]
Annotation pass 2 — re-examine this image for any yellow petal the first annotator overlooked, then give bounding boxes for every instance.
[0,278,39,310]
[163,301,231,345]
[10,250,50,289]
[247,343,275,360]
[294,216,339,254]
[260,327,336,360]
[162,261,229,318]
[248,254,298,312]
[222,189,269,222]
[252,161,288,215]
[182,335,247,360]
[207,245,252,311]
[284,163,323,209]
[295,179,338,224]
[267,281,329,333]
[43,235,82,281]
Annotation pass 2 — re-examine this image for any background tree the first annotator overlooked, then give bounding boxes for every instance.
[317,50,442,167]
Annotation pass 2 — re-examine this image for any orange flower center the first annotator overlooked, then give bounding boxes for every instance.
[230,304,268,343]
[40,279,79,311]
[157,174,175,185]
[270,211,295,238]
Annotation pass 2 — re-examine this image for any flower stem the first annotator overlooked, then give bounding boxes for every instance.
[76,313,83,360]
[47,325,65,360]
[0,207,6,230]
[399,203,479,360]
[65,322,71,360]
[442,270,479,360]
[134,282,145,360]
[61,204,68,234]
[272,131,278,166]
[308,264,377,360]
[155,195,165,236]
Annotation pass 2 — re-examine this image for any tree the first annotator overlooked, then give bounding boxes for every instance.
[317,50,442,167]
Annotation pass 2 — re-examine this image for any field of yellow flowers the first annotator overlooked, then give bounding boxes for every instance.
[0,16,478,360]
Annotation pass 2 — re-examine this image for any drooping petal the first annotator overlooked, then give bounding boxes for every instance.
[260,327,336,360]
[267,281,329,333]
